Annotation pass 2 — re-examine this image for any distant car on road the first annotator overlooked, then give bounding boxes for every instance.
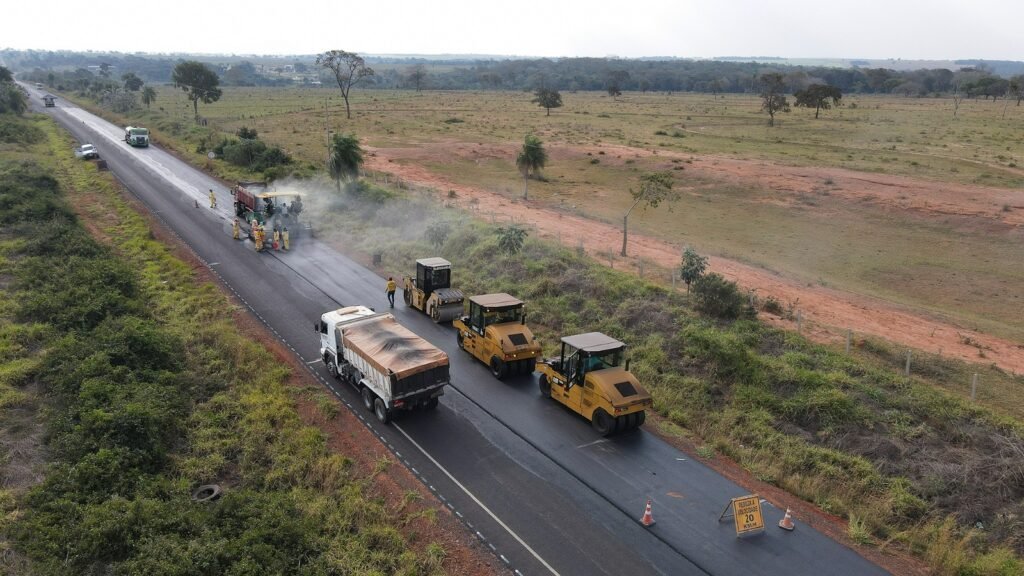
[75,143,99,160]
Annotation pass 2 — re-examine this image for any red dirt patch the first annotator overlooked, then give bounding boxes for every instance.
[364,145,1024,374]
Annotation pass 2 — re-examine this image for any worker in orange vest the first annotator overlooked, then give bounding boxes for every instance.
[282,227,290,251]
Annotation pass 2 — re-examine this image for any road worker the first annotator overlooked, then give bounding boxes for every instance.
[254,222,264,252]
[232,218,240,240]
[386,277,397,308]
[209,189,217,208]
[273,228,281,251]
[282,227,290,251]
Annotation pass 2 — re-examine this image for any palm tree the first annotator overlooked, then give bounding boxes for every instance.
[496,225,528,257]
[328,133,364,193]
[141,86,157,109]
[516,134,547,200]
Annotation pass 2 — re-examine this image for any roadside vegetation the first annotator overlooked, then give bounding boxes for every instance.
[0,114,451,574]
[309,181,1023,575]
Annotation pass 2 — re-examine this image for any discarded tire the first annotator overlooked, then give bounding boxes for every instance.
[191,484,222,503]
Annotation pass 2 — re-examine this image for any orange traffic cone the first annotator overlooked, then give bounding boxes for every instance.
[778,508,795,531]
[640,499,656,527]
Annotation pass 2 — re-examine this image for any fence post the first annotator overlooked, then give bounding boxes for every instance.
[845,329,851,354]
[796,311,802,333]
[971,373,978,401]
[905,350,912,376]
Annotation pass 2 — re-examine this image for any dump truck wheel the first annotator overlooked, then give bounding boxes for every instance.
[456,332,465,350]
[592,409,614,436]
[425,397,439,410]
[636,411,646,427]
[490,357,507,379]
[526,358,537,373]
[327,357,339,379]
[361,387,374,411]
[539,374,551,398]
[374,397,391,424]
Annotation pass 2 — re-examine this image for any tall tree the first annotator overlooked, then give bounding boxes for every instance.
[531,87,562,116]
[1010,76,1024,107]
[758,72,790,126]
[0,83,27,115]
[680,247,708,293]
[315,50,375,119]
[328,133,364,193]
[0,66,13,83]
[607,70,629,99]
[515,134,547,200]
[172,60,222,120]
[793,84,842,118]
[121,72,144,92]
[406,63,427,92]
[141,86,157,109]
[622,172,677,256]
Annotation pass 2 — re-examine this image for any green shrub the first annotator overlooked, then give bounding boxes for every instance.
[0,115,44,143]
[692,273,753,320]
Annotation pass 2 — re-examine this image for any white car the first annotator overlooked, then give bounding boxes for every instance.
[75,143,99,160]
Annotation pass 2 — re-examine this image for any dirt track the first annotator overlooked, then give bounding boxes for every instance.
[366,145,1024,375]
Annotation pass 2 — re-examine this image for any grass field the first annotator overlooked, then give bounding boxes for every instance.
[115,86,1024,344]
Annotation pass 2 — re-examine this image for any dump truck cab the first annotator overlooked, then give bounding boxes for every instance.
[403,257,464,323]
[454,293,542,379]
[536,332,651,435]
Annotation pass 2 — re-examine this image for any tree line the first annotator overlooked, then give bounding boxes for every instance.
[8,48,1024,101]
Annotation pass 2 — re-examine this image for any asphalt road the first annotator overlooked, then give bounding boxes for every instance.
[24,86,889,576]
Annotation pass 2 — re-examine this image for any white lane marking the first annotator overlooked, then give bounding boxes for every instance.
[393,424,561,576]
[676,458,687,462]
[306,359,322,364]
[576,438,610,449]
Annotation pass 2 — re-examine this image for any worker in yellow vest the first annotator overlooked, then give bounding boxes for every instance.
[386,277,397,308]
[282,227,290,251]
[232,218,240,240]
[209,189,217,208]
[273,228,281,251]
[254,223,264,251]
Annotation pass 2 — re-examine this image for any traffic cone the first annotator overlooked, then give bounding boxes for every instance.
[778,508,795,531]
[640,499,656,527]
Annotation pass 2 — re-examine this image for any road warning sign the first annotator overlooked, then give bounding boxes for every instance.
[718,494,765,537]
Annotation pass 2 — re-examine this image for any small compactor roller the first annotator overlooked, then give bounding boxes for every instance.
[453,293,542,379]
[403,258,465,323]
[536,332,652,436]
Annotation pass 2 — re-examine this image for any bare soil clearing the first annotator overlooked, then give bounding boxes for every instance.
[365,143,1024,374]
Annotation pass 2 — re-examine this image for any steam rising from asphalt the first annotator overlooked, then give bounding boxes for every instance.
[265,174,454,261]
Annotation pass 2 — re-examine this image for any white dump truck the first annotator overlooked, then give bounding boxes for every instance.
[316,305,448,423]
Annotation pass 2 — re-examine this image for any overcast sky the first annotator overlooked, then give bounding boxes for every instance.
[5,0,1021,60]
